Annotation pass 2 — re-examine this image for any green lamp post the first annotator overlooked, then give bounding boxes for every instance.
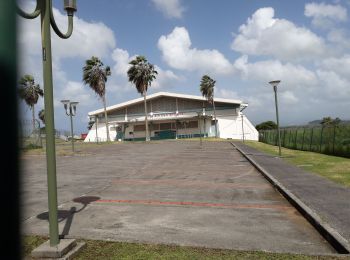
[61,100,78,152]
[17,0,77,246]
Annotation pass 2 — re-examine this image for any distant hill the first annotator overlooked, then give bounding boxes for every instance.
[307,120,322,125]
[307,119,350,126]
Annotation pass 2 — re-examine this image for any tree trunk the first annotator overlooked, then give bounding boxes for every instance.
[102,94,110,141]
[143,91,150,141]
[32,105,35,135]
[212,99,218,138]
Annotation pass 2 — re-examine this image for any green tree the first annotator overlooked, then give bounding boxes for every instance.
[332,117,341,126]
[321,117,333,126]
[38,109,45,125]
[256,121,277,131]
[18,74,44,133]
[200,75,218,137]
[87,120,94,130]
[127,56,158,141]
[83,56,111,141]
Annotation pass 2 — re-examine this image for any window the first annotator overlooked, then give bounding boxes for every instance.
[188,121,198,128]
[134,124,146,131]
[151,123,160,131]
[160,123,172,130]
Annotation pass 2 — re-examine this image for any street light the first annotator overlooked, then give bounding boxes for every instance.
[61,100,78,152]
[17,0,77,247]
[240,104,247,143]
[197,111,204,146]
[269,80,282,156]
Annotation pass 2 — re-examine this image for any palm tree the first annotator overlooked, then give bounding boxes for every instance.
[83,56,111,141]
[200,75,218,137]
[38,109,45,125]
[18,74,44,133]
[127,56,158,141]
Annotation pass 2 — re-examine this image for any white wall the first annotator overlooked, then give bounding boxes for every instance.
[84,113,259,142]
[84,123,117,142]
[217,115,258,141]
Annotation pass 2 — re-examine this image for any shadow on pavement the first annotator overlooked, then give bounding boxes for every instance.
[36,196,100,238]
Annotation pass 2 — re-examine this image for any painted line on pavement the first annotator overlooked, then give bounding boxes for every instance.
[95,199,293,210]
[111,178,270,189]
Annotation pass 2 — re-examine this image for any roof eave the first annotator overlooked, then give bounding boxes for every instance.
[88,92,244,116]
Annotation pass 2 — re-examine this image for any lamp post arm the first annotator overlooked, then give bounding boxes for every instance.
[49,0,74,39]
[17,2,41,19]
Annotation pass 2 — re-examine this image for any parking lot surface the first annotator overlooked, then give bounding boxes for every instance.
[22,140,335,254]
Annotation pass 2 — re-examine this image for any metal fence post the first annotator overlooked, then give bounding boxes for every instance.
[288,130,292,148]
[333,125,336,154]
[301,127,306,150]
[320,126,324,153]
[309,127,314,151]
[294,129,298,149]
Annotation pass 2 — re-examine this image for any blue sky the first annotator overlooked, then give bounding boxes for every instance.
[18,0,350,134]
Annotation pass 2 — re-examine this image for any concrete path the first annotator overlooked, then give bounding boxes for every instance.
[233,141,350,252]
[21,141,335,254]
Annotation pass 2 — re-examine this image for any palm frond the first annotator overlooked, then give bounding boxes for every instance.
[82,56,111,97]
[127,55,158,95]
[38,109,45,124]
[18,74,44,107]
[199,74,216,103]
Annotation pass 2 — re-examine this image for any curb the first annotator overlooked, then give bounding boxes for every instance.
[231,142,350,254]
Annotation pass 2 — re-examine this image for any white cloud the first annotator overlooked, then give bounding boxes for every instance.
[151,0,185,19]
[233,55,318,90]
[326,29,350,52]
[316,69,350,101]
[280,91,298,104]
[216,88,240,100]
[305,2,347,28]
[158,27,234,75]
[231,7,326,61]
[319,55,350,80]
[152,65,181,89]
[54,81,95,108]
[52,10,116,60]
[111,48,181,91]
[17,2,117,92]
[112,48,135,76]
[18,3,116,66]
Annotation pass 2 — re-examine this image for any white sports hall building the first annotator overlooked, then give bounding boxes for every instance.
[84,92,258,142]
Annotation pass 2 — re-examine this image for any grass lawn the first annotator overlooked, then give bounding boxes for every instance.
[23,236,346,260]
[244,141,350,187]
[21,139,118,156]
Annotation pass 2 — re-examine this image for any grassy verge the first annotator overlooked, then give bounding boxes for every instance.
[21,138,226,156]
[21,140,118,156]
[178,137,228,142]
[244,141,350,187]
[23,235,47,256]
[23,236,344,260]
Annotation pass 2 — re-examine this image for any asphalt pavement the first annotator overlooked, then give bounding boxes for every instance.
[21,140,336,254]
[233,141,350,253]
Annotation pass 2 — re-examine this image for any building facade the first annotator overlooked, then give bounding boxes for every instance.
[84,92,258,142]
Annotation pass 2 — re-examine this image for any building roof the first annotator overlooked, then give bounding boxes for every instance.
[88,91,246,116]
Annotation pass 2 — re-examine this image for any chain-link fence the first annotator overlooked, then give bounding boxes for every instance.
[20,119,72,149]
[259,125,350,158]
[19,119,43,149]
